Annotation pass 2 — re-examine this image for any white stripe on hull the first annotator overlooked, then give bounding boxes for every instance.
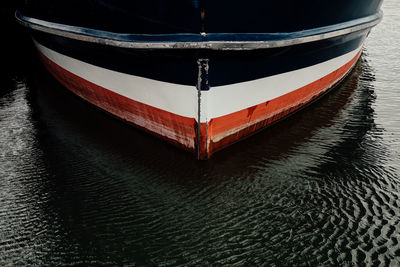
[34,39,198,119]
[204,44,364,121]
[34,39,363,124]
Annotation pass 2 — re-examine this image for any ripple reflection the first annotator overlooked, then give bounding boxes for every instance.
[1,22,400,266]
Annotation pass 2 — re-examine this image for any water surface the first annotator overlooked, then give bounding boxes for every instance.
[1,1,400,265]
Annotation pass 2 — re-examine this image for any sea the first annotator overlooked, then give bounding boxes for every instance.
[1,0,399,266]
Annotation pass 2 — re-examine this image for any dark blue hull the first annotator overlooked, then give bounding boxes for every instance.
[22,0,382,34]
[33,29,366,87]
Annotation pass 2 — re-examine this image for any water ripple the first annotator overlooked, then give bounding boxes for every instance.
[1,0,400,265]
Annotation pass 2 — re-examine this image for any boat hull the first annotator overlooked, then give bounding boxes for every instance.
[32,34,363,159]
[17,1,383,159]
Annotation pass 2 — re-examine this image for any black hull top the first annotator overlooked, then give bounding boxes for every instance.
[21,0,383,34]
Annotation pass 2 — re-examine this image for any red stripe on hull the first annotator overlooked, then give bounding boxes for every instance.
[199,50,362,159]
[38,51,198,152]
[37,48,361,160]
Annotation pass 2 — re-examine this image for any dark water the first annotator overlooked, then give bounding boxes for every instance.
[1,1,400,266]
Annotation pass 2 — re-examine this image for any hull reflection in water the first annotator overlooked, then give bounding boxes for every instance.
[11,52,395,266]
[17,0,383,159]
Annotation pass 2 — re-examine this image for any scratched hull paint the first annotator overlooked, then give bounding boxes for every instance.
[36,41,198,152]
[201,49,363,158]
[35,39,363,159]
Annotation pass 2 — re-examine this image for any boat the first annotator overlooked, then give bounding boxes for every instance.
[16,0,383,159]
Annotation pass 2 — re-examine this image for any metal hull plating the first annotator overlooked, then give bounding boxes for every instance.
[17,1,383,159]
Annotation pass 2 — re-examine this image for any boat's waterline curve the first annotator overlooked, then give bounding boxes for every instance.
[34,39,363,158]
